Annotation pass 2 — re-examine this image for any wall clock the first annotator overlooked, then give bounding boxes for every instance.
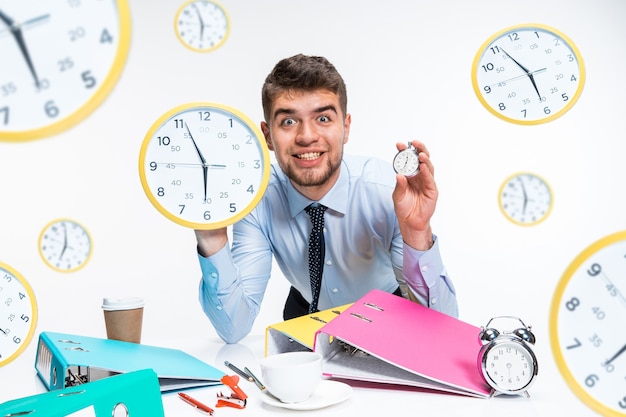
[472,23,585,125]
[498,172,553,226]
[0,262,38,367]
[138,102,271,230]
[38,218,93,273]
[175,0,230,52]
[0,0,131,141]
[550,230,626,417]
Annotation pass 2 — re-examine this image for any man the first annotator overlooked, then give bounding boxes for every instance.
[195,54,458,343]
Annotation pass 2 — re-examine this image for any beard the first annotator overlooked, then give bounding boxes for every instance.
[281,154,342,188]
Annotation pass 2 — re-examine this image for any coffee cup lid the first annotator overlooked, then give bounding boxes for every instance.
[102,297,144,311]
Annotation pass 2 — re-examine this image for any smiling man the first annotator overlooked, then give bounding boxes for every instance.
[194,54,458,344]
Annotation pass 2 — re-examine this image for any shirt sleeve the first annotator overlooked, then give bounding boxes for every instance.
[402,235,459,318]
[197,216,273,344]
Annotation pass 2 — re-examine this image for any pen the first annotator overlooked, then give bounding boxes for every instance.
[178,392,214,415]
[224,360,253,381]
[244,366,266,391]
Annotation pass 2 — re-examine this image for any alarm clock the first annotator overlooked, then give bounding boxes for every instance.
[0,262,38,367]
[478,316,538,396]
[174,0,230,52]
[472,23,585,125]
[550,230,626,416]
[138,102,271,230]
[392,142,420,177]
[0,0,131,141]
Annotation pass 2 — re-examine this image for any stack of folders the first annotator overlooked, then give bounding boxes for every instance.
[265,303,352,355]
[265,289,493,398]
[34,331,225,392]
[0,368,165,417]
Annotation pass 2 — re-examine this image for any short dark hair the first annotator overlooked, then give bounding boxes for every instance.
[261,54,348,122]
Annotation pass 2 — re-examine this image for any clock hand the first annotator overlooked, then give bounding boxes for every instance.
[0,9,41,88]
[58,223,69,260]
[488,68,547,87]
[604,343,626,366]
[0,13,49,38]
[185,122,209,203]
[192,3,205,39]
[501,48,542,101]
[0,327,7,336]
[518,177,529,213]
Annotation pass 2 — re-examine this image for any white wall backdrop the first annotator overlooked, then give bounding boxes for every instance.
[1,1,625,415]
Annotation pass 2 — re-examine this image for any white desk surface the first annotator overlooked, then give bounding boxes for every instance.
[0,331,598,417]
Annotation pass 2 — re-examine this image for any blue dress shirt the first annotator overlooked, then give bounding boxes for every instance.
[198,155,458,343]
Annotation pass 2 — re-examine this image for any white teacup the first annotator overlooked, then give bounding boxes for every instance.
[260,351,322,403]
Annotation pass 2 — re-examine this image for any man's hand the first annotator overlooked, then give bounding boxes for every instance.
[392,140,438,251]
[194,228,228,257]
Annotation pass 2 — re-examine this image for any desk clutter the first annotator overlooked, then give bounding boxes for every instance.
[1,289,539,416]
[267,289,539,399]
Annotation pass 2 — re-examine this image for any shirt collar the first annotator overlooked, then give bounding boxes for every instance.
[287,161,349,217]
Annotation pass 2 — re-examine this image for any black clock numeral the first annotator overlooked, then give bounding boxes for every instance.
[587,263,601,276]
[0,106,8,125]
[565,297,580,311]
[618,396,626,409]
[566,338,581,349]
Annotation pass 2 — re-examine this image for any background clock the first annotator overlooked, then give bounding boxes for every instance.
[550,230,626,417]
[498,172,553,226]
[38,218,93,273]
[0,262,38,367]
[174,0,230,52]
[138,102,271,230]
[472,23,585,125]
[0,0,131,141]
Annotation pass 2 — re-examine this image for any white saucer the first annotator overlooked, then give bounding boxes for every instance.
[260,380,352,411]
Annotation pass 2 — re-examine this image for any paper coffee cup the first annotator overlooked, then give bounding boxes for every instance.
[102,297,144,343]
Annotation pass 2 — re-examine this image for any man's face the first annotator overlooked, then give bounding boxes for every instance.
[261,89,351,200]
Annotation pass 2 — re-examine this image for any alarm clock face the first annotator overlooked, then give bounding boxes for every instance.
[0,0,131,141]
[472,23,585,125]
[0,263,38,367]
[550,231,626,417]
[175,0,230,52]
[139,102,271,230]
[38,218,93,272]
[499,172,553,226]
[480,337,538,394]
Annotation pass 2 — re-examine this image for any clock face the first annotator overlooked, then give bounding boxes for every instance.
[480,337,537,394]
[175,0,230,52]
[550,231,626,417]
[0,262,38,367]
[392,145,420,177]
[472,23,585,125]
[0,0,131,141]
[138,102,271,230]
[498,172,553,226]
[38,218,93,272]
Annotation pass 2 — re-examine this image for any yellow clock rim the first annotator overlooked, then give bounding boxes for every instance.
[471,22,586,126]
[497,171,553,226]
[549,230,626,417]
[0,0,132,142]
[138,101,271,230]
[174,0,231,53]
[37,218,94,273]
[0,262,38,367]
